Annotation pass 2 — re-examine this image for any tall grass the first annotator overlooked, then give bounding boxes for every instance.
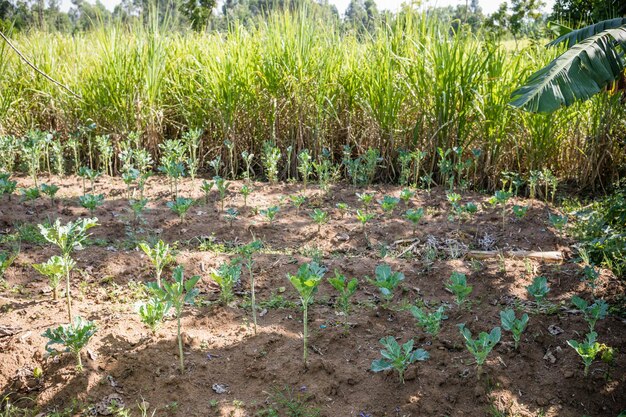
[0,9,624,188]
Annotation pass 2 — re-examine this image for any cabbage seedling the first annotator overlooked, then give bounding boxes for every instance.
[139,240,175,288]
[147,266,199,373]
[410,305,446,337]
[238,240,263,334]
[167,197,194,223]
[446,271,472,307]
[260,206,279,223]
[371,336,429,383]
[567,332,602,377]
[571,296,608,332]
[240,184,252,207]
[378,196,400,217]
[404,208,424,236]
[138,295,171,335]
[399,188,415,205]
[335,202,349,219]
[286,261,326,368]
[129,198,149,225]
[512,205,528,219]
[457,324,501,379]
[290,195,306,213]
[42,316,97,371]
[33,256,70,301]
[327,270,358,319]
[39,217,98,321]
[214,176,230,212]
[499,308,529,349]
[370,264,404,305]
[526,276,550,307]
[40,184,59,207]
[211,260,242,305]
[298,149,313,191]
[224,208,239,228]
[200,180,214,205]
[79,194,104,215]
[355,210,375,243]
[356,193,374,212]
[20,187,40,202]
[310,209,329,234]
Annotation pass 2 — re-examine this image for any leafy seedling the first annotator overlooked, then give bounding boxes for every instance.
[355,210,375,243]
[356,193,374,212]
[240,184,252,207]
[33,255,69,300]
[211,260,242,305]
[260,206,279,223]
[500,308,529,349]
[446,271,472,307]
[79,194,104,215]
[147,266,199,373]
[581,265,600,293]
[167,197,194,223]
[369,264,404,305]
[310,209,329,234]
[224,208,239,228]
[200,180,214,205]
[0,248,18,279]
[238,240,263,334]
[290,195,306,213]
[492,190,512,230]
[371,336,429,383]
[410,305,446,337]
[548,213,568,237]
[458,324,501,379]
[526,276,550,308]
[399,188,415,205]
[404,208,424,236]
[335,202,349,218]
[379,196,400,217]
[298,149,313,191]
[567,332,602,377]
[286,261,326,368]
[512,205,528,219]
[138,294,171,335]
[571,296,608,332]
[327,270,358,324]
[0,177,17,200]
[40,183,60,207]
[42,316,97,371]
[139,240,175,288]
[214,176,230,212]
[129,198,149,225]
[20,187,40,203]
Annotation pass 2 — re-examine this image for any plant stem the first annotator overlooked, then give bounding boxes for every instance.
[303,299,308,368]
[64,256,72,322]
[249,262,257,334]
[177,314,184,373]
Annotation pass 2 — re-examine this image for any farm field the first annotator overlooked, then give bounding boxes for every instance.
[1,174,624,417]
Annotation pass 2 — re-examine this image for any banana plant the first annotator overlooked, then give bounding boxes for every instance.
[371,336,429,384]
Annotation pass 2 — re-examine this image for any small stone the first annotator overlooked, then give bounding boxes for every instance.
[548,325,563,335]
[212,383,228,394]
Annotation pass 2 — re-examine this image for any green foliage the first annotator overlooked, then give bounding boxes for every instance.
[42,316,97,370]
[571,296,608,332]
[378,196,400,216]
[499,308,529,350]
[343,146,379,186]
[446,271,472,306]
[548,213,568,231]
[262,142,281,183]
[512,204,528,219]
[0,176,17,199]
[214,176,230,212]
[309,209,329,233]
[290,195,307,213]
[356,193,374,211]
[327,270,358,316]
[260,206,280,223]
[404,208,424,235]
[224,207,239,227]
[370,336,429,383]
[0,248,18,279]
[33,255,68,300]
[458,324,501,375]
[525,276,550,305]
[211,260,242,305]
[20,187,40,202]
[139,240,175,288]
[39,217,98,257]
[370,264,404,304]
[567,331,602,377]
[167,197,194,223]
[399,188,415,205]
[138,295,171,335]
[410,305,446,337]
[335,202,349,218]
[79,194,104,214]
[297,149,313,190]
[201,180,214,204]
[240,184,252,206]
[238,240,263,334]
[40,183,60,205]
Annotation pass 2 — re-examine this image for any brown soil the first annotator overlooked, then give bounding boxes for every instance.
[1,175,624,417]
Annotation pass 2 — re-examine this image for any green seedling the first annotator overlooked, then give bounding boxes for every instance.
[298,149,313,190]
[446,192,462,213]
[446,271,472,306]
[122,168,140,199]
[139,240,175,288]
[262,142,281,183]
[138,295,171,335]
[399,188,415,205]
[369,264,405,305]
[492,190,512,230]
[371,336,429,383]
[0,248,18,279]
[21,187,40,202]
[404,208,424,236]
[335,202,349,218]
[571,296,608,332]
[39,217,98,322]
[289,195,306,213]
[159,161,186,200]
[167,197,194,223]
[200,180,214,205]
[42,316,96,371]
[224,208,239,228]
[356,192,374,212]
[327,270,358,320]
[241,150,254,181]
[214,176,230,212]
[548,213,568,235]
[567,332,602,377]
[458,324,501,379]
[410,305,446,337]
[209,156,222,177]
[240,184,252,207]
[33,255,69,301]
[0,177,17,200]
[286,261,326,368]
[40,184,60,207]
[238,240,263,334]
[310,209,329,234]
[147,266,199,373]
[79,194,104,215]
[512,205,528,219]
[500,308,529,350]
[463,202,478,215]
[356,209,375,242]
[379,196,400,217]
[526,276,550,307]
[210,260,242,305]
[129,198,149,225]
[260,206,279,223]
[581,265,600,293]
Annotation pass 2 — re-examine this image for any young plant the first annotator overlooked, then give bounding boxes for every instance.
[139,240,175,288]
[224,208,239,228]
[356,192,374,212]
[39,218,98,321]
[404,208,424,236]
[200,180,214,205]
[210,260,242,305]
[286,261,326,368]
[379,196,400,217]
[262,142,281,183]
[571,296,608,332]
[147,266,199,373]
[526,276,550,307]
[446,271,472,307]
[214,176,230,212]
[40,183,60,207]
[567,332,602,377]
[457,324,501,379]
[309,209,329,234]
[240,184,252,207]
[581,264,600,293]
[167,197,194,223]
[238,240,263,334]
[512,205,528,219]
[241,150,254,181]
[499,308,529,350]
[129,198,149,225]
[0,248,18,279]
[492,190,512,230]
[42,316,97,371]
[548,213,568,236]
[20,187,40,203]
[335,202,349,219]
[79,194,104,215]
[410,305,446,337]
[138,295,171,335]
[327,270,358,319]
[289,194,306,213]
[355,209,375,242]
[0,176,17,200]
[298,149,313,190]
[369,264,405,305]
[33,256,68,300]
[370,336,429,384]
[260,206,280,223]
[399,188,415,205]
